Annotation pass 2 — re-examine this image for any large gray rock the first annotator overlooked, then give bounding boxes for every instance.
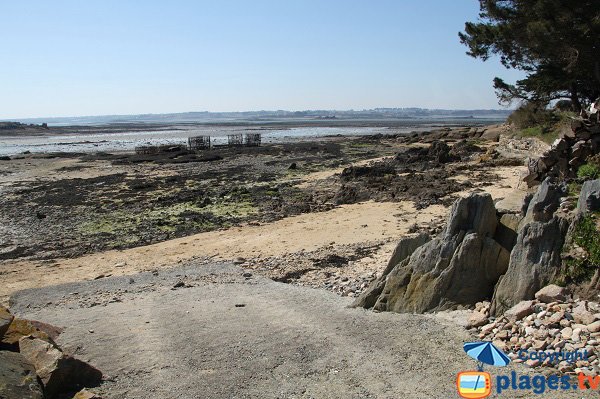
[578,179,600,214]
[0,350,44,399]
[491,217,569,315]
[521,178,565,226]
[352,233,430,309]
[19,336,102,397]
[491,179,570,315]
[356,193,510,313]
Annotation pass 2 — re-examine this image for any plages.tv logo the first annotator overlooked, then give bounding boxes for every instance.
[457,342,510,399]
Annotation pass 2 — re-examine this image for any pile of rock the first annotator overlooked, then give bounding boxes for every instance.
[468,285,600,375]
[523,117,600,187]
[0,305,102,399]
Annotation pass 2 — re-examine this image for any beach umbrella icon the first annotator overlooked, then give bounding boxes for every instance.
[463,341,510,371]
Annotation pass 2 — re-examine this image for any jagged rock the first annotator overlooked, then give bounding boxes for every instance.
[357,193,510,313]
[352,233,430,309]
[0,305,13,339]
[0,350,44,399]
[18,336,102,397]
[520,178,565,226]
[535,285,569,303]
[491,216,569,315]
[504,300,535,322]
[578,179,600,214]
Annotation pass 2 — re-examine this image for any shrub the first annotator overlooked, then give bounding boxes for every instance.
[577,163,600,181]
[560,214,600,284]
[507,102,557,130]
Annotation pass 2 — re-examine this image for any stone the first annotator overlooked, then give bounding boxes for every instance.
[352,233,430,309]
[467,311,489,328]
[561,327,573,339]
[1,318,53,347]
[504,300,536,322]
[587,320,600,333]
[535,285,569,303]
[73,388,101,399]
[358,194,510,313]
[572,328,582,342]
[19,336,102,397]
[573,303,597,325]
[578,179,600,214]
[0,350,44,399]
[491,216,569,315]
[0,305,13,339]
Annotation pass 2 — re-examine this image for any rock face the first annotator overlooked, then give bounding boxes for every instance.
[355,193,511,313]
[578,179,600,214]
[491,179,569,315]
[0,305,13,339]
[352,233,430,309]
[19,336,103,397]
[0,350,44,399]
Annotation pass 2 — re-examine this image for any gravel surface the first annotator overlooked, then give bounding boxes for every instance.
[10,262,592,399]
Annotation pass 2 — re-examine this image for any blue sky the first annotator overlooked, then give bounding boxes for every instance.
[0,1,525,118]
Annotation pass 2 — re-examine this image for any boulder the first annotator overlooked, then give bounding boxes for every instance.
[480,126,506,142]
[573,302,596,325]
[467,311,489,328]
[18,336,102,397]
[352,233,430,309]
[491,216,569,315]
[0,305,13,340]
[535,285,569,303]
[577,179,600,214]
[1,318,54,347]
[0,350,44,399]
[504,300,536,322]
[356,193,510,313]
[73,388,101,399]
[427,140,452,163]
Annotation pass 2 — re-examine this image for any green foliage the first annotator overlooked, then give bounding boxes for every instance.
[578,163,600,181]
[507,102,557,129]
[560,214,600,284]
[459,0,600,108]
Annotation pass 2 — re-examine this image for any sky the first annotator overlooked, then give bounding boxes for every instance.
[0,1,526,119]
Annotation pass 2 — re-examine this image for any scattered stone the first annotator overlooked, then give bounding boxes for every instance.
[233,257,246,265]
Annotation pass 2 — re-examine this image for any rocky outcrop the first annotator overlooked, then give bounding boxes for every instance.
[352,233,430,309]
[0,350,44,399]
[491,179,570,315]
[522,117,600,187]
[354,193,511,313]
[578,179,600,214]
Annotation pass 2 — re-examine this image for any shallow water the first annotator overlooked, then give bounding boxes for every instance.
[0,126,396,156]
